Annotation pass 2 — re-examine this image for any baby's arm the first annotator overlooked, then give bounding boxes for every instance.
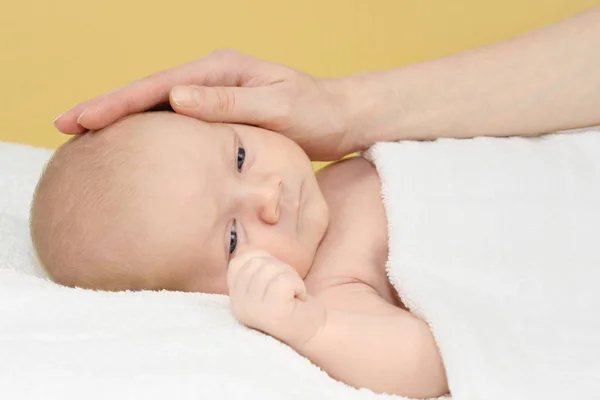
[299,285,448,398]
[228,249,448,399]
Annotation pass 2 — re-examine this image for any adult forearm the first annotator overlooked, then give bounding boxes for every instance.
[344,5,600,146]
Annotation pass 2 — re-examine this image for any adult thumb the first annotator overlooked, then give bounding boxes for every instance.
[170,85,274,125]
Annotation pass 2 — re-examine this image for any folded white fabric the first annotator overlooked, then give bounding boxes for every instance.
[0,142,50,278]
[2,269,394,400]
[365,128,600,400]
[0,141,397,400]
[9,126,598,400]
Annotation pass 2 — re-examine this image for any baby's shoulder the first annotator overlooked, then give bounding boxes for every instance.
[315,156,381,204]
[316,156,384,233]
[308,156,394,302]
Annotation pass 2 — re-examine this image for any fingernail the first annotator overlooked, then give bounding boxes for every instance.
[76,110,87,124]
[172,86,200,108]
[53,112,64,124]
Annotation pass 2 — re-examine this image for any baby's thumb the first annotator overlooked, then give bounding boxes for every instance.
[170,85,272,126]
[295,281,308,302]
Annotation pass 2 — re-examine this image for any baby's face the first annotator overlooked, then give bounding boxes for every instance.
[124,113,329,294]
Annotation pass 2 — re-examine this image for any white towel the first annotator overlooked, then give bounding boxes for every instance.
[364,129,600,400]
[0,142,51,278]
[0,140,396,400]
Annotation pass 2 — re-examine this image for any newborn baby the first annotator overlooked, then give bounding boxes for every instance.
[30,112,448,398]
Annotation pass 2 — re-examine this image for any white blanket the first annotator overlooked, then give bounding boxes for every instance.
[365,129,600,400]
[0,141,394,400]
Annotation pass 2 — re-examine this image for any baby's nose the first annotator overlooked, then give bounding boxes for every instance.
[248,175,282,224]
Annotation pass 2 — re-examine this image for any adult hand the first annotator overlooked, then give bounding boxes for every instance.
[53,49,361,161]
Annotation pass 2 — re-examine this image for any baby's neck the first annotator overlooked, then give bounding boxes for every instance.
[302,157,401,307]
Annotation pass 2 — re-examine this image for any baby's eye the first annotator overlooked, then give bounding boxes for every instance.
[229,220,238,254]
[237,146,246,171]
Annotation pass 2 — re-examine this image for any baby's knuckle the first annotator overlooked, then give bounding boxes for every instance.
[260,265,281,283]
[270,275,293,294]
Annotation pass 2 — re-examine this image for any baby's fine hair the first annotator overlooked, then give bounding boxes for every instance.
[30,116,148,291]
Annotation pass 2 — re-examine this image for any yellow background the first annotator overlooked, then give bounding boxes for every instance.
[1,0,598,169]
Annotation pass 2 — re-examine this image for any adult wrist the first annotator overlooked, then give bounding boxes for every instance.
[337,70,405,150]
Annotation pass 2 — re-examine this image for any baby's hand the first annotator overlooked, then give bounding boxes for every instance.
[227,247,320,344]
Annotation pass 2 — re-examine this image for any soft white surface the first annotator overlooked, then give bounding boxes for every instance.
[0,142,49,278]
[0,141,392,400]
[365,129,600,400]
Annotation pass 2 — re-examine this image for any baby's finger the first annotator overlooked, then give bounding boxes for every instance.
[293,274,308,302]
[227,249,273,293]
[264,272,307,303]
[295,284,308,302]
[227,256,261,294]
[248,265,288,299]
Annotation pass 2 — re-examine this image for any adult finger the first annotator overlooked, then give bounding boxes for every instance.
[53,49,254,133]
[53,93,111,134]
[169,85,285,126]
[53,75,174,134]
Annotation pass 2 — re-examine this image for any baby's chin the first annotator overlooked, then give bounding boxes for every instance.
[302,179,330,260]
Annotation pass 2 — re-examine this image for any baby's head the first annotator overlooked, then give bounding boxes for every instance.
[30,112,329,293]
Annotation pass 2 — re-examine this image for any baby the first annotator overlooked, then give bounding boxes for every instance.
[30,112,448,398]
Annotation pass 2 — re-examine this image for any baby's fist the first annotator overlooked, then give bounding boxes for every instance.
[227,247,308,338]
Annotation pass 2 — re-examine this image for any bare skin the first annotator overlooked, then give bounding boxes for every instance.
[43,6,600,397]
[229,156,448,398]
[53,6,600,161]
[32,113,448,398]
[311,157,448,396]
